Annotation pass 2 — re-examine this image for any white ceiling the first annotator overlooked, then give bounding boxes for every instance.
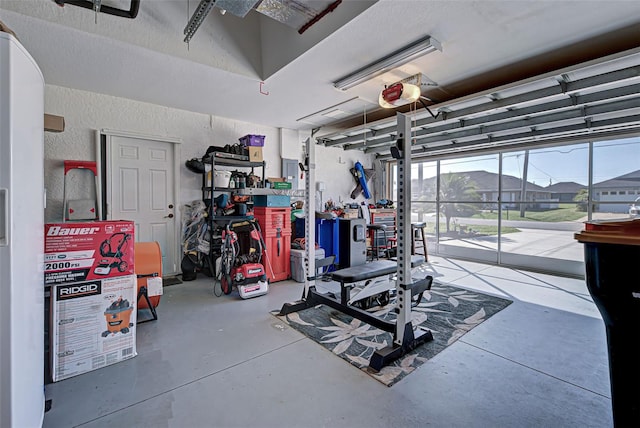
[1,0,639,140]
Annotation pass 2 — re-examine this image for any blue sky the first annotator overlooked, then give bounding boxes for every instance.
[414,136,640,187]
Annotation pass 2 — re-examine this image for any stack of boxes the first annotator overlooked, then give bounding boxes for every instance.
[240,133,296,281]
[254,207,291,282]
[44,220,137,382]
[240,134,264,162]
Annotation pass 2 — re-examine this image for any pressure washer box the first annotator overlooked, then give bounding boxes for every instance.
[51,275,137,382]
[44,220,135,286]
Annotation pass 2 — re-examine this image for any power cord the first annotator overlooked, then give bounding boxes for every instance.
[419,97,440,119]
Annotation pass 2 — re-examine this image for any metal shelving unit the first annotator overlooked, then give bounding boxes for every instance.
[201,154,265,220]
[201,153,266,275]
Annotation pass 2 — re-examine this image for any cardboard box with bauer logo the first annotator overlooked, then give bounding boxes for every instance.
[44,220,135,286]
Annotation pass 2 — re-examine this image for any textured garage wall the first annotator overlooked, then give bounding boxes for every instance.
[315,145,376,209]
[44,85,280,223]
[44,85,375,223]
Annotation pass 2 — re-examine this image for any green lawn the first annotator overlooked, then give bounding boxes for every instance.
[423,223,519,236]
[472,205,585,222]
[469,225,520,235]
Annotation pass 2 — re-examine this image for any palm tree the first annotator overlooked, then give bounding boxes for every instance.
[440,173,481,232]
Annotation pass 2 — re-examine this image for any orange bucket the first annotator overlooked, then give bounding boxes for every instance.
[134,242,162,309]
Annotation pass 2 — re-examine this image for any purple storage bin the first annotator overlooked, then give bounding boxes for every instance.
[239,134,265,147]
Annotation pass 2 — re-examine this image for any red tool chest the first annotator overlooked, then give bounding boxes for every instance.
[254,207,291,282]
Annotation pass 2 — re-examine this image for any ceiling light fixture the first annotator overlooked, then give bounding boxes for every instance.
[333,36,441,91]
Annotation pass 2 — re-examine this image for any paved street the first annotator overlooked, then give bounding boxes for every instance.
[440,227,583,261]
[414,212,632,267]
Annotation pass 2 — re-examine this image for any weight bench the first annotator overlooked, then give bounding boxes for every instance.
[329,255,428,307]
[280,116,433,371]
[280,255,432,344]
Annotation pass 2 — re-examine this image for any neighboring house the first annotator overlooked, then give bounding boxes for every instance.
[593,170,640,213]
[545,181,586,203]
[413,170,555,210]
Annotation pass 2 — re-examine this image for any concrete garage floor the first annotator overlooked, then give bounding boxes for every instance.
[43,256,613,428]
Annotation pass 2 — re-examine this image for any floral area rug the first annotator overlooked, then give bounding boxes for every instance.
[273,282,512,386]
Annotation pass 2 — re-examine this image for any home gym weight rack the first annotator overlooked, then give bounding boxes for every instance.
[279,113,433,371]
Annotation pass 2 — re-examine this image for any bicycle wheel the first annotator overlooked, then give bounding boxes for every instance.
[219,239,235,295]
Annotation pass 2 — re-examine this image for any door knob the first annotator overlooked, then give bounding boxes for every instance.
[164,213,174,218]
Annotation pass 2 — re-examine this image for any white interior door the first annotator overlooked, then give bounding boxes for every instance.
[106,133,180,275]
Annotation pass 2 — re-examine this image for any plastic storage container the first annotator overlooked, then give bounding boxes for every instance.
[213,170,231,187]
[254,207,290,230]
[239,134,265,147]
[290,248,325,283]
[253,195,291,207]
[575,218,640,427]
[254,207,292,282]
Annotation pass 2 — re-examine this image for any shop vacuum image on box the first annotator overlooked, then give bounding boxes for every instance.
[101,297,134,337]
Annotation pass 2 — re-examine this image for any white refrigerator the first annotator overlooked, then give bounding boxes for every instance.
[0,31,45,427]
